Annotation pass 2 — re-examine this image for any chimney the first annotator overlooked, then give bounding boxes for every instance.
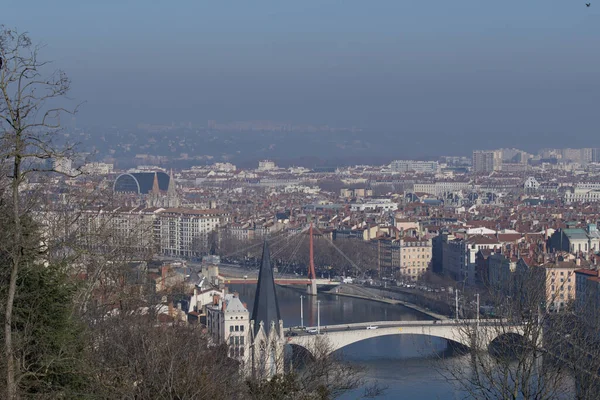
[212,294,219,305]
[576,258,581,266]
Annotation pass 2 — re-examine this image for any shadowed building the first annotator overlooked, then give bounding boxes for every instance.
[113,170,180,208]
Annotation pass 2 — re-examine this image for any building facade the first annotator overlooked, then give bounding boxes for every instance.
[158,208,230,257]
[390,160,439,174]
[472,150,502,174]
[206,293,250,364]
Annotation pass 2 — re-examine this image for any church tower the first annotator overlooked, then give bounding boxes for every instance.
[166,168,180,208]
[250,240,284,379]
[148,172,161,207]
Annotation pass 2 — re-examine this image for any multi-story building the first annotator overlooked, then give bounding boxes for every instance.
[257,160,276,172]
[543,260,583,312]
[472,150,502,174]
[390,160,439,174]
[575,268,600,325]
[444,235,500,285]
[399,237,432,280]
[158,208,230,257]
[206,292,250,363]
[52,157,74,175]
[564,188,600,203]
[487,252,517,293]
[413,181,471,195]
[375,236,431,280]
[548,226,600,254]
[78,206,164,257]
[81,162,114,175]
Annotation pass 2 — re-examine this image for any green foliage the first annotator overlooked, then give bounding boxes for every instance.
[0,211,90,397]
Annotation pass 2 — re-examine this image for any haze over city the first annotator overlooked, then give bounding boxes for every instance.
[5,0,600,158]
[4,2,600,399]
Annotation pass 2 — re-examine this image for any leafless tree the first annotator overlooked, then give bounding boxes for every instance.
[437,265,600,399]
[0,26,78,399]
[248,335,376,400]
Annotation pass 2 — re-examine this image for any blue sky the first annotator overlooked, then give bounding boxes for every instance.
[3,0,599,147]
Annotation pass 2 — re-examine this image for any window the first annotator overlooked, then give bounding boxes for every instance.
[234,336,239,345]
[240,348,244,357]
[235,325,239,332]
[229,337,234,345]
[240,325,244,332]
[230,326,233,332]
[240,336,244,345]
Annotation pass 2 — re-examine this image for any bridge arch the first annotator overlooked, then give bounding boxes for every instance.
[289,321,527,356]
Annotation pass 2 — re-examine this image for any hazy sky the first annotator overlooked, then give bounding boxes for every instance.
[4,0,600,144]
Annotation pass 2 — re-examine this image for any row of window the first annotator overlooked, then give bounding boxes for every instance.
[229,324,245,332]
[229,347,245,358]
[229,335,245,345]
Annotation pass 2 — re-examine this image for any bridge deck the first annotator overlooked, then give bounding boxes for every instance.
[287,319,522,353]
[221,277,340,285]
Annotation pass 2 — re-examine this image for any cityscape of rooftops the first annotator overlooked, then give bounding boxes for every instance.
[2,2,600,399]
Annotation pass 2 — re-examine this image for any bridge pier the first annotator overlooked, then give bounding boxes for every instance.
[307,279,317,296]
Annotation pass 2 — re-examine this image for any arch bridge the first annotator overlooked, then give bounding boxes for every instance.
[288,319,528,354]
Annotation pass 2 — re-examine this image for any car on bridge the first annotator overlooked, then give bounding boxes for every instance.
[306,328,318,334]
[366,325,378,330]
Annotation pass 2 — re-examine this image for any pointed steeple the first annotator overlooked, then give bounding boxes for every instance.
[251,240,281,336]
[167,168,175,194]
[151,172,160,194]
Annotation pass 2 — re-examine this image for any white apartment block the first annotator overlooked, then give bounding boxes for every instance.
[350,199,398,212]
[564,189,600,204]
[158,208,230,257]
[257,160,276,171]
[78,206,163,256]
[81,162,115,175]
[390,160,439,174]
[413,181,471,195]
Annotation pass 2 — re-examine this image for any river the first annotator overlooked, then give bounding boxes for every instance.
[229,284,467,399]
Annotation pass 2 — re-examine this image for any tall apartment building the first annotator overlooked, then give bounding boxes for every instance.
[399,237,432,281]
[158,208,230,257]
[376,237,432,280]
[77,206,163,257]
[390,160,439,174]
[472,150,502,174]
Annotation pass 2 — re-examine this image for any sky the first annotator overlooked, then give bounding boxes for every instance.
[3,0,600,150]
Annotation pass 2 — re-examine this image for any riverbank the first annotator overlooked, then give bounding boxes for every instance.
[277,283,449,320]
[324,284,449,320]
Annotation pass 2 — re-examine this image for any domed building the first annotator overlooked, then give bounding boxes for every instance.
[113,170,180,208]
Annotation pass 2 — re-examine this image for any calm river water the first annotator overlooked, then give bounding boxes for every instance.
[229,284,467,399]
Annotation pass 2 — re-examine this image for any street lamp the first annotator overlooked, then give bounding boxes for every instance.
[317,300,321,334]
[300,295,304,328]
[475,293,480,330]
[455,288,459,320]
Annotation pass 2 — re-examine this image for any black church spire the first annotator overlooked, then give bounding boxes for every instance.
[251,240,281,336]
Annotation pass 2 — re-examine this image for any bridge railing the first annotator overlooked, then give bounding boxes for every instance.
[292,318,509,331]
